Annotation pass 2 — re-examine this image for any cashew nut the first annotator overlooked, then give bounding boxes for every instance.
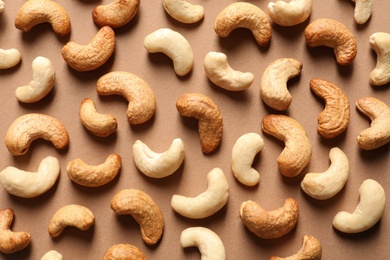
[5,113,69,156]
[180,227,226,260]
[231,133,264,186]
[0,156,60,198]
[351,0,372,24]
[96,71,156,125]
[214,2,272,47]
[240,198,299,239]
[79,98,118,137]
[333,179,386,233]
[270,235,322,260]
[14,0,71,37]
[41,250,63,260]
[144,28,193,76]
[110,189,164,245]
[310,78,350,139]
[369,32,390,86]
[162,0,204,24]
[171,168,229,219]
[132,138,185,178]
[103,244,146,260]
[356,97,390,150]
[66,154,122,187]
[0,1,4,14]
[262,114,312,177]
[0,48,21,69]
[204,51,254,91]
[48,204,95,238]
[176,93,223,154]
[260,58,303,111]
[61,26,115,72]
[301,147,349,200]
[304,18,357,65]
[267,0,312,26]
[92,0,140,28]
[15,56,55,103]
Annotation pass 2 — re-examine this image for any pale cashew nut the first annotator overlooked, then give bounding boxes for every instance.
[333,179,386,233]
[260,58,303,111]
[267,0,312,26]
[15,56,55,103]
[301,147,349,200]
[14,0,71,37]
[162,0,204,24]
[270,235,322,260]
[204,51,254,91]
[0,156,60,198]
[0,48,21,69]
[0,208,31,254]
[103,244,146,260]
[41,250,63,260]
[262,114,312,177]
[351,0,373,24]
[369,32,390,86]
[132,138,185,178]
[0,1,4,14]
[66,154,122,187]
[180,227,226,260]
[214,2,272,47]
[176,93,223,154]
[304,18,357,65]
[240,198,299,239]
[96,71,156,125]
[110,189,164,245]
[231,133,264,186]
[5,113,69,156]
[48,204,95,238]
[144,28,193,76]
[61,26,115,72]
[171,168,229,219]
[92,0,140,28]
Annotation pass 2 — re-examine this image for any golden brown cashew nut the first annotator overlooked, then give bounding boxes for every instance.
[41,250,63,260]
[0,48,21,69]
[369,32,390,86]
[176,93,223,154]
[0,208,31,254]
[262,114,312,177]
[96,71,156,125]
[240,198,299,239]
[14,0,71,37]
[92,0,140,28]
[351,0,373,24]
[270,235,322,260]
[5,113,69,156]
[103,244,146,260]
[110,189,164,245]
[267,0,312,26]
[61,26,115,72]
[304,18,357,65]
[162,0,204,24]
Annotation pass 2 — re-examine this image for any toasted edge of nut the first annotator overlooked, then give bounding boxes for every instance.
[103,244,146,260]
[270,235,322,260]
[92,0,140,28]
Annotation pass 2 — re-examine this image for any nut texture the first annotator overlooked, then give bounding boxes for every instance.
[92,0,140,28]
[0,48,22,69]
[41,250,63,260]
[162,0,204,24]
[103,244,146,260]
[267,0,312,26]
[369,32,390,86]
[270,235,322,260]
[352,0,373,24]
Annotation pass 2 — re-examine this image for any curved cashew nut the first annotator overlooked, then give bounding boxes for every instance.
[270,235,322,260]
[92,0,140,28]
[310,78,350,139]
[214,2,272,47]
[0,208,31,254]
[262,114,312,177]
[176,93,223,154]
[301,147,349,200]
[14,0,71,37]
[162,0,204,24]
[204,51,254,91]
[333,179,386,233]
[41,250,63,260]
[96,71,156,125]
[240,198,299,239]
[231,133,264,186]
[144,28,193,76]
[61,26,115,72]
[351,0,373,24]
[110,189,164,245]
[267,0,312,26]
[0,1,4,14]
[171,168,229,219]
[103,244,146,260]
[133,138,185,178]
[0,156,60,198]
[369,32,390,86]
[5,113,69,156]
[304,18,357,65]
[260,58,303,111]
[180,227,226,260]
[15,56,55,103]
[66,154,122,187]
[0,48,21,69]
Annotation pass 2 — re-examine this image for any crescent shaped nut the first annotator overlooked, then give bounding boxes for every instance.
[0,48,22,69]
[352,0,373,24]
[267,0,313,27]
[369,32,390,86]
[270,235,322,260]
[103,244,146,260]
[162,0,204,24]
[92,0,140,28]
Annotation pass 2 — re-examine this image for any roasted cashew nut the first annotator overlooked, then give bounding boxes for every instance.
[369,32,390,86]
[0,48,21,69]
[270,235,322,260]
[92,0,140,28]
[144,28,194,76]
[240,198,299,239]
[162,0,204,24]
[133,138,185,178]
[171,168,229,219]
[204,51,254,91]
[41,250,63,260]
[351,0,373,24]
[267,0,312,26]
[0,156,60,198]
[333,179,386,233]
[103,244,146,260]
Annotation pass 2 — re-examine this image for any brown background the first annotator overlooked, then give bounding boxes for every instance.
[1,0,390,259]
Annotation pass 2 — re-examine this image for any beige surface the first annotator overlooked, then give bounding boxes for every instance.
[0,0,389,259]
